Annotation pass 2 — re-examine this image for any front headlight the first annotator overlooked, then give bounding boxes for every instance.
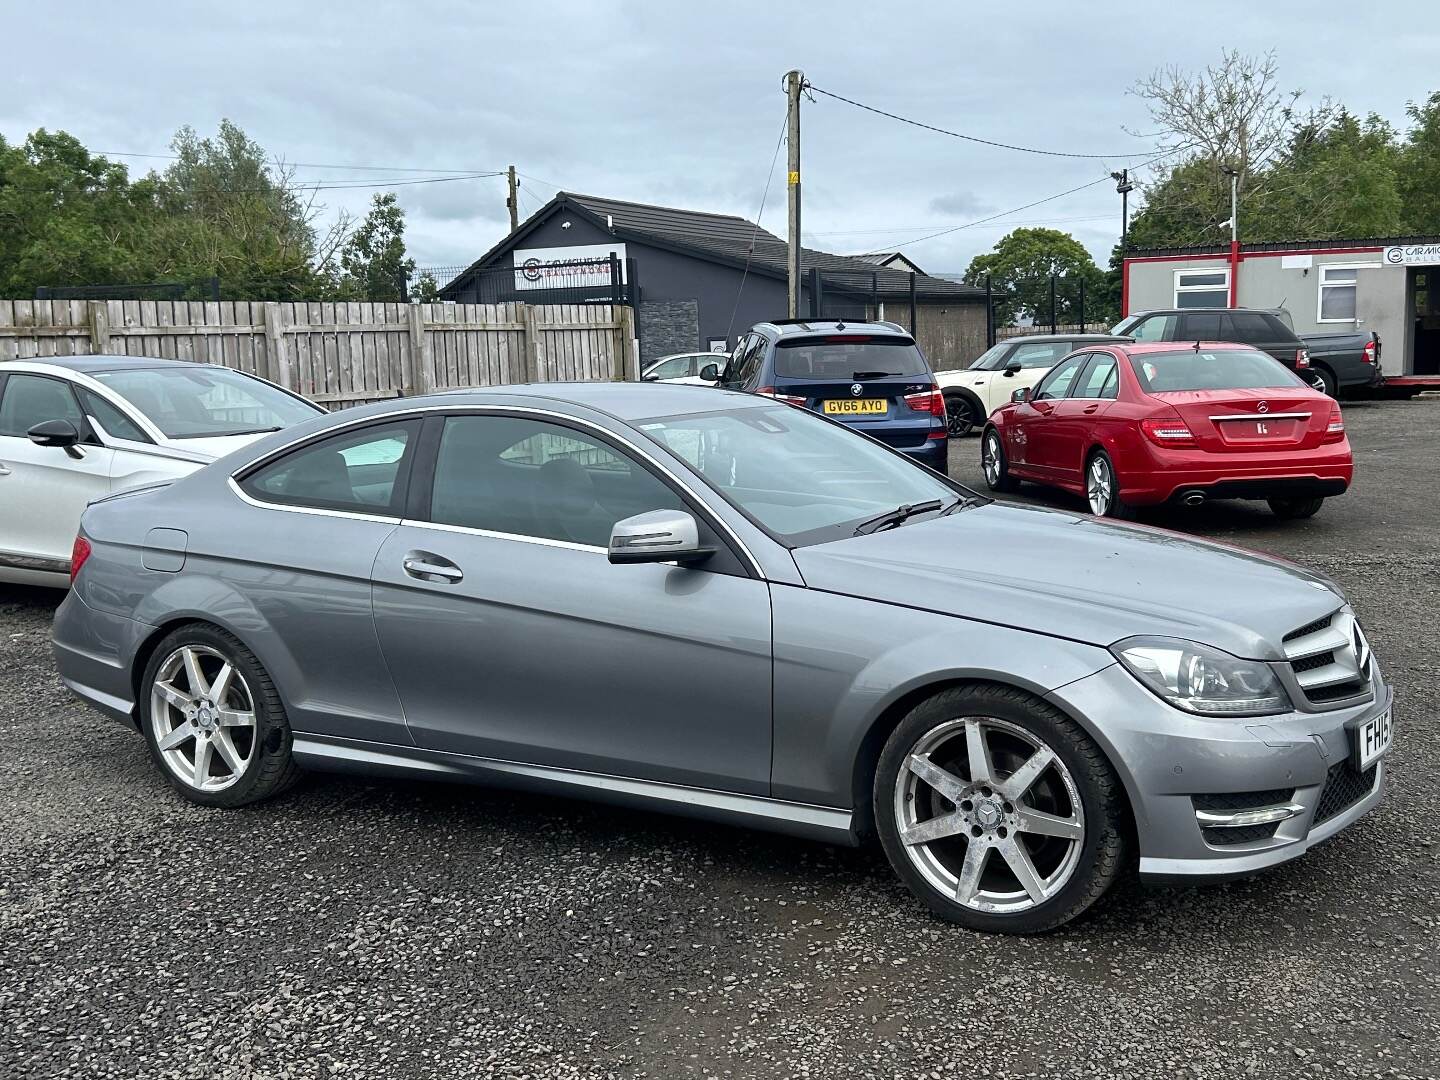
[1111,636,1292,717]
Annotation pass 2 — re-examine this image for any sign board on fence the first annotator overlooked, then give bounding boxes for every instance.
[1382,244,1440,267]
[513,244,628,290]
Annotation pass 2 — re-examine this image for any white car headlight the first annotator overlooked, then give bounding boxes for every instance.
[1111,637,1292,717]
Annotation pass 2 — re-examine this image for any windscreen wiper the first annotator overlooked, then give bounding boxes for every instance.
[852,499,944,536]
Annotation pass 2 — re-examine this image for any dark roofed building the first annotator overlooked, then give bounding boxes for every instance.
[856,251,926,275]
[439,192,990,367]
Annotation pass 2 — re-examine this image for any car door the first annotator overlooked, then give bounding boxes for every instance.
[0,372,115,572]
[1047,352,1120,488]
[1005,352,1088,479]
[986,341,1073,413]
[369,410,775,796]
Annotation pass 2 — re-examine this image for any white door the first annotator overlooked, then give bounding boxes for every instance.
[0,373,115,569]
[983,340,1080,413]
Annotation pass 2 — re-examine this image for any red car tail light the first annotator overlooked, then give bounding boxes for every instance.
[1362,339,1377,365]
[1295,348,1311,369]
[1140,416,1197,448]
[70,535,92,583]
[1323,404,1346,443]
[757,386,806,406]
[904,386,946,417]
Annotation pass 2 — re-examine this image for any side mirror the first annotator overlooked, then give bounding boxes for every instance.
[1011,387,1030,404]
[28,418,83,458]
[609,509,713,566]
[698,363,720,382]
[1003,361,1022,377]
[641,372,659,382]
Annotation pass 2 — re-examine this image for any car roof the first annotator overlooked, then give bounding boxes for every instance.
[750,318,911,339]
[1002,334,1131,344]
[426,381,772,422]
[1122,308,1283,318]
[1118,341,1264,355]
[9,355,205,373]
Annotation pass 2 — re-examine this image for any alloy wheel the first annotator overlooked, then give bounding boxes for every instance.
[947,398,974,437]
[1087,457,1114,516]
[982,434,1002,486]
[1306,370,1329,394]
[893,716,1085,914]
[149,644,258,792]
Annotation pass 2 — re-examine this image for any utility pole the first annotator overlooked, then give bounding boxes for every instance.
[1111,169,1134,250]
[785,69,804,318]
[1222,165,1240,305]
[506,165,520,233]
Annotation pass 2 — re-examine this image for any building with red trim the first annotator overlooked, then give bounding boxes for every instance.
[1122,237,1440,376]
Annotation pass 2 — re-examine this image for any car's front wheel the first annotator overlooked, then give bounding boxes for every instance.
[140,624,301,807]
[981,429,1018,492]
[874,684,1127,934]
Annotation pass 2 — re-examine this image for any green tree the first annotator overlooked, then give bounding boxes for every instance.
[334,192,415,301]
[410,271,440,303]
[963,228,1111,326]
[1399,91,1440,234]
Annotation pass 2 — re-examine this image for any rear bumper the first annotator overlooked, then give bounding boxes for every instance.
[1121,447,1353,505]
[51,591,151,728]
[1165,476,1349,503]
[898,437,948,470]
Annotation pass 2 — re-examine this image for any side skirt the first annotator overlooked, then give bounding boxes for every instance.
[291,732,858,846]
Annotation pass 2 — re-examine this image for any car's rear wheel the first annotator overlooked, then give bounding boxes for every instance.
[874,685,1127,934]
[140,625,300,807]
[945,392,978,438]
[981,429,1018,492]
[1306,366,1337,397]
[1085,451,1130,518]
[1268,496,1325,519]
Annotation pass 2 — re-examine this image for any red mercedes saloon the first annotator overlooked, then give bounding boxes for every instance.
[980,341,1352,520]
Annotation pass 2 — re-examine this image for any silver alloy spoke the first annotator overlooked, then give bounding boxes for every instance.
[208,662,235,705]
[153,681,193,711]
[900,811,968,847]
[954,839,989,905]
[999,838,1046,903]
[1001,746,1056,801]
[157,722,195,751]
[906,753,967,803]
[216,708,256,729]
[964,719,994,785]
[191,738,213,787]
[1015,806,1083,841]
[211,729,244,773]
[182,648,210,699]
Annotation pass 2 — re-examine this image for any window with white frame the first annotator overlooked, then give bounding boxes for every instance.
[1318,265,1362,322]
[1173,268,1230,308]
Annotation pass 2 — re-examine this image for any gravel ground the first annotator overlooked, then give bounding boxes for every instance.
[2,398,1437,1080]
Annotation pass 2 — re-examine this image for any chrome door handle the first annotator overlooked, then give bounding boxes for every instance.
[402,554,463,583]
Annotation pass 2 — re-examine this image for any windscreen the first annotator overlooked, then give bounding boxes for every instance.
[1127,349,1305,393]
[966,343,1009,370]
[93,366,320,438]
[773,336,929,379]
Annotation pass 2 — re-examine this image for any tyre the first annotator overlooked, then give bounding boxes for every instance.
[1085,450,1130,519]
[1306,365,1336,397]
[874,684,1127,934]
[944,392,979,438]
[980,428,1018,493]
[139,624,301,807]
[1268,496,1324,519]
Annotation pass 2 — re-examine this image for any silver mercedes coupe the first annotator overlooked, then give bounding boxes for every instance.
[52,383,1393,933]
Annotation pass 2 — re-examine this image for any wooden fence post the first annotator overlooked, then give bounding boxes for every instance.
[407,303,434,394]
[613,305,635,381]
[263,302,291,390]
[88,301,111,355]
[521,304,541,382]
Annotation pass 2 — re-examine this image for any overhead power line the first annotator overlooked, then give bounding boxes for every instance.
[808,84,1158,161]
[98,150,503,175]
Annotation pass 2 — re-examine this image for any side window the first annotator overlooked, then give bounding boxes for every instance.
[1125,315,1175,342]
[241,421,417,514]
[1178,312,1224,340]
[645,356,692,381]
[1073,354,1119,399]
[1224,312,1274,342]
[0,374,85,437]
[1032,354,1088,401]
[77,388,150,442]
[430,415,686,548]
[735,336,768,389]
[1009,342,1069,369]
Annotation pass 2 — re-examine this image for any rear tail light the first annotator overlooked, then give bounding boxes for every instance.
[1295,348,1310,369]
[904,386,946,418]
[757,386,806,406]
[1140,416,1197,448]
[1362,339,1377,365]
[1323,404,1346,443]
[70,535,92,583]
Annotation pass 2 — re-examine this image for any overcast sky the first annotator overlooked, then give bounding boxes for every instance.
[6,1,1438,277]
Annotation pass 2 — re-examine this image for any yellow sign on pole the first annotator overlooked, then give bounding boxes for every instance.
[788,171,800,184]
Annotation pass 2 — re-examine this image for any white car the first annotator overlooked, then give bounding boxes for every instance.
[0,356,323,588]
[935,334,1128,437]
[641,351,726,385]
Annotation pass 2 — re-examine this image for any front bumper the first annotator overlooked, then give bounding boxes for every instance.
[1046,662,1391,883]
[51,590,152,728]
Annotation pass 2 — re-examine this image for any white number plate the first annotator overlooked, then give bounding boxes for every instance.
[1355,708,1393,770]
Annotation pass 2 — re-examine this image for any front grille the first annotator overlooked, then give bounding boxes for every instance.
[1314,762,1379,825]
[1285,613,1333,642]
[1291,651,1334,673]
[1192,788,1294,812]
[1203,822,1282,846]
[1282,608,1374,709]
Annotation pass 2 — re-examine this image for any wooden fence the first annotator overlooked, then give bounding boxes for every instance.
[0,299,637,409]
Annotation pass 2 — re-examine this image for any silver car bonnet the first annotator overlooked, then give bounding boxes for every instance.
[790,501,1343,661]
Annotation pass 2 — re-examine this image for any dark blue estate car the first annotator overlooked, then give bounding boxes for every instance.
[708,319,948,470]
